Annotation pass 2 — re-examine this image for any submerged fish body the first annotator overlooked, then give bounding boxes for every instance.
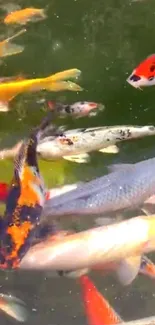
[127,54,155,89]
[4,7,47,25]
[47,101,103,118]
[20,215,155,271]
[37,125,155,163]
[43,157,155,218]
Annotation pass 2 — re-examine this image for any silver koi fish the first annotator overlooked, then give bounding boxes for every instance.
[43,156,155,218]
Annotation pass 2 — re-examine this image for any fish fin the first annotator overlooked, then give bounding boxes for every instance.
[45,81,83,92]
[5,29,26,43]
[140,255,155,279]
[46,182,83,199]
[45,69,81,82]
[63,153,90,163]
[116,255,141,286]
[0,3,21,13]
[0,293,28,322]
[1,42,24,57]
[99,145,119,154]
[27,9,47,23]
[108,163,133,173]
[80,275,122,325]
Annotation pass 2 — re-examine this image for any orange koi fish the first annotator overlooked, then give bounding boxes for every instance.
[4,7,47,25]
[80,275,122,325]
[0,68,82,111]
[127,54,155,89]
[0,110,57,269]
[0,29,26,58]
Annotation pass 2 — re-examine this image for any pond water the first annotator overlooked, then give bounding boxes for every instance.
[0,0,155,324]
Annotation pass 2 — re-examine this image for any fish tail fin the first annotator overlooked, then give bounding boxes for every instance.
[139,255,155,279]
[1,29,26,57]
[0,294,28,322]
[80,275,122,325]
[115,255,141,286]
[44,69,81,83]
[44,80,83,92]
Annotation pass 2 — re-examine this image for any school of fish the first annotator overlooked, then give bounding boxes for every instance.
[0,1,155,324]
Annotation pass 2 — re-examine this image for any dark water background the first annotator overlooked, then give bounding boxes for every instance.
[0,0,155,324]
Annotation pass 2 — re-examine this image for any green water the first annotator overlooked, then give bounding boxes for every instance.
[1,0,155,324]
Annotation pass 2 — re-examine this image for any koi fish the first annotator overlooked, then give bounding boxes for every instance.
[4,7,47,25]
[0,110,57,269]
[127,54,155,89]
[0,293,28,322]
[0,68,82,112]
[19,214,155,285]
[43,157,155,218]
[1,124,155,163]
[0,29,26,58]
[80,275,122,325]
[37,125,155,163]
[47,100,105,118]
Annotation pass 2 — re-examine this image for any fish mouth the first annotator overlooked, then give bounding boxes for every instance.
[126,74,147,89]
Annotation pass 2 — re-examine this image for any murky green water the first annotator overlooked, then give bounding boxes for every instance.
[1,0,155,324]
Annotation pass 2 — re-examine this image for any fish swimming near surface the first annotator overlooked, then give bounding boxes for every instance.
[0,293,28,322]
[19,214,155,287]
[0,68,82,112]
[47,100,105,118]
[0,110,57,269]
[80,275,122,325]
[37,125,155,163]
[4,7,47,25]
[43,156,155,218]
[127,54,155,89]
[1,124,155,163]
[0,29,26,58]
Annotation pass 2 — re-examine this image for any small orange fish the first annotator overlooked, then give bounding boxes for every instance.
[127,54,155,89]
[80,275,122,325]
[4,7,47,25]
[0,29,26,58]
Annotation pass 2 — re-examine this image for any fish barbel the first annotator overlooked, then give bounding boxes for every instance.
[37,125,155,163]
[43,156,155,218]
[19,215,155,271]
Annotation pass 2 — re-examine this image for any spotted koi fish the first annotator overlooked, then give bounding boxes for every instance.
[0,110,55,269]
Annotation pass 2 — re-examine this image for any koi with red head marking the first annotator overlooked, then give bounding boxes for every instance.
[127,54,155,89]
[47,101,104,118]
[0,110,56,269]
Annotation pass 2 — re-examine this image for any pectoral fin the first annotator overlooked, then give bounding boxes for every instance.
[99,145,119,154]
[63,153,90,163]
[0,293,28,322]
[116,255,141,286]
[1,42,24,57]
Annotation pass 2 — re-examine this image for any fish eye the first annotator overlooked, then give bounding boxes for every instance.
[150,65,155,72]
[148,76,154,81]
[129,74,141,82]
[141,259,147,268]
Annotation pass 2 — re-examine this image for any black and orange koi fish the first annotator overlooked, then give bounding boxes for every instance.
[0,110,56,269]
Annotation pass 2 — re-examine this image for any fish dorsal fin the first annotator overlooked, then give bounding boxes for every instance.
[80,275,122,325]
[108,163,133,173]
[116,255,141,286]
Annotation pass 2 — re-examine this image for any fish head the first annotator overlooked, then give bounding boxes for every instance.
[71,101,99,117]
[127,54,155,89]
[140,256,155,279]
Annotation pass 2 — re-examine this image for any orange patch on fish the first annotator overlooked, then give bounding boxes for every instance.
[58,138,73,145]
[18,165,42,206]
[4,8,46,25]
[7,221,33,260]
